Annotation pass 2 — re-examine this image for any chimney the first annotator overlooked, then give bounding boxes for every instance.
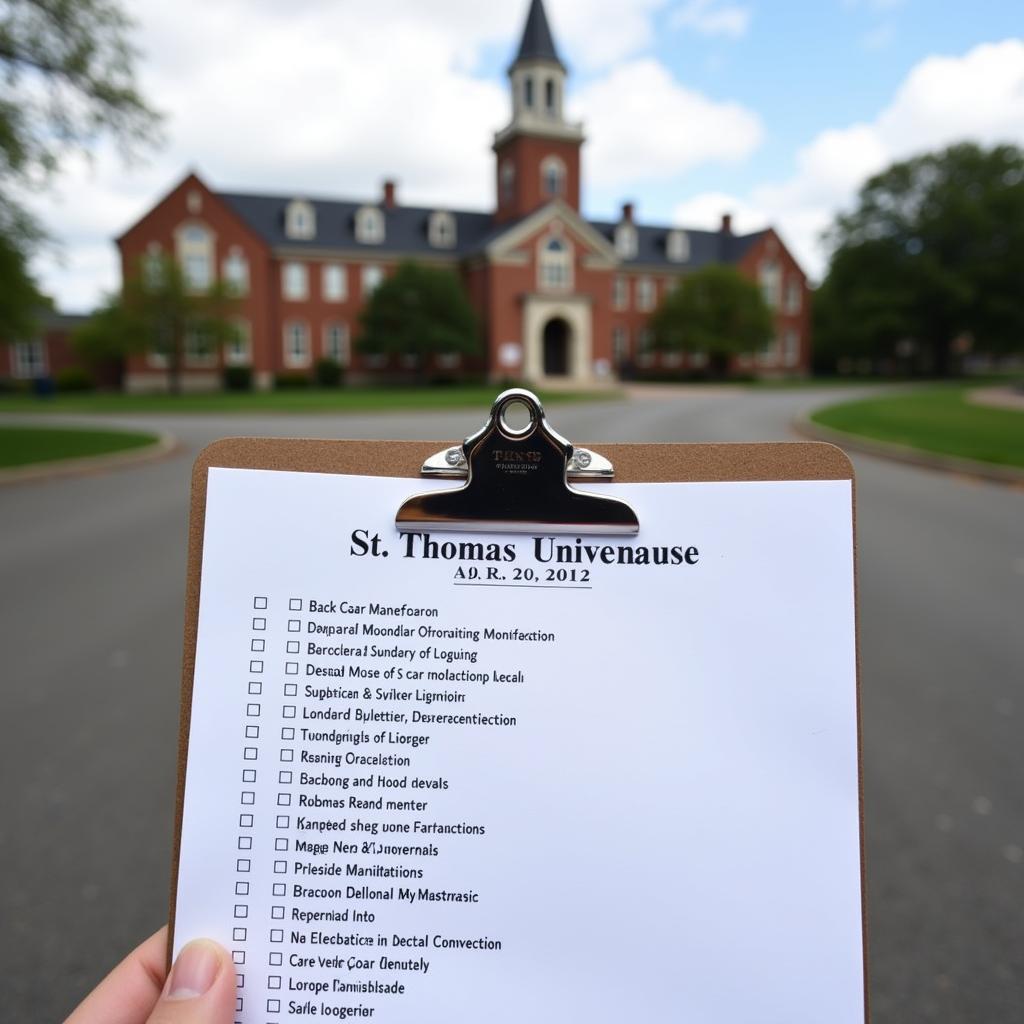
[383,179,398,209]
[621,201,634,223]
[720,212,732,234]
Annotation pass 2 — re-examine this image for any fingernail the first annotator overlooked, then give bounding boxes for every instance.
[167,940,222,1000]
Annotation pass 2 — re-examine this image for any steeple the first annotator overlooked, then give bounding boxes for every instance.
[511,0,566,72]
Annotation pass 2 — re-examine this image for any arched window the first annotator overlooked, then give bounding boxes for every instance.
[176,222,214,291]
[614,223,637,259]
[501,161,516,205]
[541,156,566,199]
[539,236,572,291]
[222,247,249,295]
[355,206,385,245]
[428,211,457,249]
[545,78,556,115]
[285,199,316,240]
[283,321,311,368]
[759,260,781,308]
[666,230,689,263]
[524,75,534,108]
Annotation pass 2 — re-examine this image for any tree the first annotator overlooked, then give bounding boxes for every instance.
[0,0,161,339]
[648,264,774,377]
[818,142,1024,376]
[74,254,238,394]
[358,262,480,378]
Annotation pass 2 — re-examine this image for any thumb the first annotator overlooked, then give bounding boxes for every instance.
[146,939,236,1024]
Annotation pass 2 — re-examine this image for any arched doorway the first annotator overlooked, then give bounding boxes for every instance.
[542,317,570,376]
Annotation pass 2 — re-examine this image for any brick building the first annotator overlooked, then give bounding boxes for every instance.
[117,0,809,391]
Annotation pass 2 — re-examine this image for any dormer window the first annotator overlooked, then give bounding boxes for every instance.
[541,156,566,198]
[355,206,385,245]
[285,199,316,240]
[614,223,638,259]
[428,211,457,249]
[666,230,689,263]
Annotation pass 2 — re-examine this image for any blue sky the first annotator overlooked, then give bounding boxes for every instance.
[26,0,1024,309]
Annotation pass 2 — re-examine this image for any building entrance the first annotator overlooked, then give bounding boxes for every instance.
[542,318,570,376]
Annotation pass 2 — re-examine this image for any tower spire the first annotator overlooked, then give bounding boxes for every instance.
[511,0,566,72]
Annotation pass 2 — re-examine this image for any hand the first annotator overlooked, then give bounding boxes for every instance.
[65,927,235,1024]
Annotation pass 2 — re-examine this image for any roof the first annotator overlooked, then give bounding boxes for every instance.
[217,189,765,270]
[511,0,566,71]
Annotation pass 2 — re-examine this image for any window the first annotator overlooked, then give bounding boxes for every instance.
[783,329,800,367]
[355,207,384,245]
[758,336,779,366]
[759,260,781,308]
[612,275,628,311]
[184,324,216,366]
[283,322,311,368]
[225,319,251,365]
[666,230,689,263]
[323,323,349,365]
[361,264,384,296]
[223,248,249,295]
[11,339,46,379]
[500,162,516,205]
[285,199,316,240]
[612,326,628,366]
[541,156,565,198]
[186,190,202,214]
[282,262,308,300]
[614,223,637,259]
[428,211,457,249]
[545,78,556,115]
[785,279,802,315]
[524,76,534,108]
[636,277,656,312]
[177,223,213,291]
[539,236,572,291]
[322,264,347,302]
[147,323,172,367]
[142,243,164,290]
[636,327,655,367]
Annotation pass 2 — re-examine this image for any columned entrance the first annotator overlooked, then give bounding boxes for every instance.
[542,318,570,376]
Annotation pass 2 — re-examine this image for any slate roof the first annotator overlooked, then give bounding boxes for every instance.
[512,0,566,71]
[217,190,765,271]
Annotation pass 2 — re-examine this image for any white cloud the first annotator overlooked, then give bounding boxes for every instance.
[673,39,1024,280]
[573,59,762,188]
[670,0,752,38]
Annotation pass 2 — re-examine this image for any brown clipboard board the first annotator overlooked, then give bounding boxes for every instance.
[168,428,866,1020]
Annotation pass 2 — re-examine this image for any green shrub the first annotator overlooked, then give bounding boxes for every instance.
[274,371,310,390]
[223,365,253,391]
[55,366,96,392]
[314,358,344,388]
[0,377,31,395]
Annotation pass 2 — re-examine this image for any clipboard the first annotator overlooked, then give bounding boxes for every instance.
[169,388,866,1021]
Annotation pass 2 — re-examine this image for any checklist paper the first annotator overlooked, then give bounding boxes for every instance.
[174,467,864,1024]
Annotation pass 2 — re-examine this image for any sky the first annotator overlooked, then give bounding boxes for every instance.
[24,0,1024,312]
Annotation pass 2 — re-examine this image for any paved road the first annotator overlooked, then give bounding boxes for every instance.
[2,388,1022,1021]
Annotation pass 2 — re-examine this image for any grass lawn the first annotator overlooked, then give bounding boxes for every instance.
[0,425,160,469]
[810,384,1024,469]
[0,385,620,416]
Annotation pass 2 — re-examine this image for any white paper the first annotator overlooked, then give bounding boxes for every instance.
[175,468,863,1023]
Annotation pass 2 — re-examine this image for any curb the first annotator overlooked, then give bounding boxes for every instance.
[794,417,1024,487]
[0,429,181,486]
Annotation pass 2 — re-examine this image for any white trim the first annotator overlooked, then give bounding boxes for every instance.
[285,199,316,240]
[485,199,617,266]
[428,211,457,249]
[355,207,385,245]
[282,261,309,301]
[322,263,347,302]
[282,321,312,368]
[322,322,350,365]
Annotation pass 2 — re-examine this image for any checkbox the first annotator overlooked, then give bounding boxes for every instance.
[275,838,289,851]
[248,681,262,695]
[274,860,287,874]
[283,706,296,718]
[250,638,265,652]
[281,727,295,740]
[270,928,283,942]
[252,616,266,630]
[278,771,292,784]
[238,837,252,850]
[236,973,244,988]
[233,927,247,941]
[276,815,290,828]
[239,814,253,827]
[233,905,247,918]
[254,597,267,609]
[243,747,257,760]
[289,598,301,610]
[285,662,298,675]
[236,859,251,872]
[286,640,299,653]
[235,881,249,894]
[242,769,256,783]
[249,660,263,673]
[287,620,300,632]
[277,793,291,806]
[272,883,286,896]
[235,997,243,1012]
[241,791,254,805]
[280,749,294,762]
[267,998,281,1012]
[284,683,297,696]
[271,905,284,919]
[232,950,245,964]
[247,703,261,717]
[268,969,282,982]
[244,726,259,739]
